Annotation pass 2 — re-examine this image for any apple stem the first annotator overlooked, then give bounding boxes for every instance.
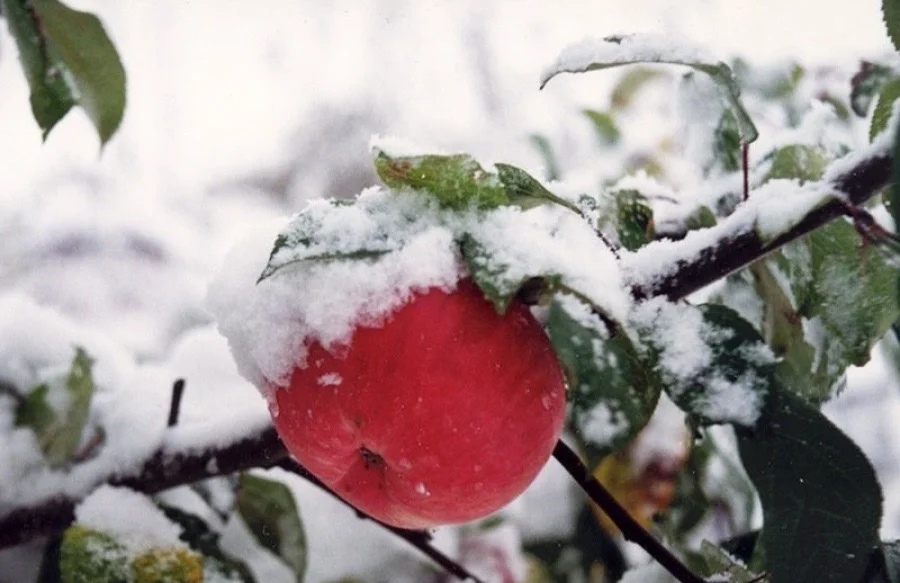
[552,440,708,583]
[275,458,486,583]
[167,378,186,428]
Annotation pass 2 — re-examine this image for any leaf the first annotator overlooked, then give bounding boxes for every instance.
[15,347,97,467]
[582,109,621,145]
[1,0,126,145]
[883,0,900,52]
[871,78,900,141]
[158,504,254,583]
[737,387,882,583]
[613,189,654,251]
[762,144,830,184]
[494,163,582,214]
[528,134,561,181]
[373,149,507,210]
[131,548,204,583]
[851,62,894,117]
[460,236,542,314]
[236,473,307,581]
[610,67,665,110]
[541,34,758,143]
[547,295,659,466]
[60,526,129,583]
[713,110,742,173]
[635,302,773,427]
[693,540,761,583]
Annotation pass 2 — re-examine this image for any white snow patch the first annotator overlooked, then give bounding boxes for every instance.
[579,402,630,448]
[75,485,185,553]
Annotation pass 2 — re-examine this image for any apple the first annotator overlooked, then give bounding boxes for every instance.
[269,278,567,529]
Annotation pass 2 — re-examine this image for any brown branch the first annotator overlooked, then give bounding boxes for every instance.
[630,147,893,301]
[553,441,707,583]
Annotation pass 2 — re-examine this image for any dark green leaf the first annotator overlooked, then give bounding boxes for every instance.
[851,63,894,117]
[237,473,307,581]
[737,387,882,583]
[713,110,742,173]
[547,295,659,466]
[684,205,717,232]
[2,0,126,145]
[582,109,621,145]
[613,189,653,251]
[373,150,507,209]
[883,0,900,52]
[158,504,254,583]
[871,78,900,141]
[15,383,57,434]
[541,34,758,143]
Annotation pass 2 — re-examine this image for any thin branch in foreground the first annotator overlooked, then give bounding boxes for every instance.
[274,458,485,583]
[552,440,707,583]
[167,379,186,427]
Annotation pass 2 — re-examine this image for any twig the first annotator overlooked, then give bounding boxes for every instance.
[742,142,750,201]
[553,440,707,583]
[275,458,484,583]
[167,379,186,428]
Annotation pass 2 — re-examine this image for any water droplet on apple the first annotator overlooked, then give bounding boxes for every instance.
[415,482,430,496]
[541,395,551,410]
[398,457,413,470]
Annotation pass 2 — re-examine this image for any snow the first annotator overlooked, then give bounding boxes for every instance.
[75,485,185,553]
[1,1,898,581]
[541,33,723,89]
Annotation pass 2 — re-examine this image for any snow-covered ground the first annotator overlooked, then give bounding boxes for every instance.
[1,1,898,581]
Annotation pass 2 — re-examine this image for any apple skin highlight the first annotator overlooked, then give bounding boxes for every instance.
[270,279,567,529]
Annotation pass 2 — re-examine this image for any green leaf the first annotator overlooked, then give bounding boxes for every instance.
[871,78,900,141]
[713,110,742,173]
[373,150,507,209]
[528,134,561,181]
[635,302,773,427]
[613,189,653,251]
[237,473,307,581]
[2,0,126,145]
[737,387,882,583]
[883,0,900,52]
[547,295,659,466]
[131,548,204,583]
[778,220,899,400]
[693,540,761,583]
[541,34,758,143]
[851,63,894,117]
[60,526,129,583]
[494,163,581,214]
[582,109,621,145]
[460,236,542,314]
[158,504,254,583]
[16,347,97,467]
[610,67,665,110]
[762,144,830,184]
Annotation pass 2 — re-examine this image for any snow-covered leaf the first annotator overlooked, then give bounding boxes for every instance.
[634,302,772,427]
[59,525,204,583]
[494,163,583,214]
[373,149,507,210]
[610,67,666,110]
[762,144,830,184]
[460,236,555,314]
[547,295,659,465]
[737,387,882,583]
[236,473,307,581]
[1,0,126,145]
[541,33,758,143]
[613,189,654,251]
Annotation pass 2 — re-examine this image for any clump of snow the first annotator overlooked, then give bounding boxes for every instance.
[541,33,721,88]
[207,189,461,392]
[209,182,629,395]
[75,485,185,553]
[369,134,448,157]
[579,402,631,448]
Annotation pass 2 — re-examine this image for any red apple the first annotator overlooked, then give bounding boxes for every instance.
[269,278,567,529]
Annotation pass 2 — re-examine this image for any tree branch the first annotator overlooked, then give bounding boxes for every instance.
[628,144,893,301]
